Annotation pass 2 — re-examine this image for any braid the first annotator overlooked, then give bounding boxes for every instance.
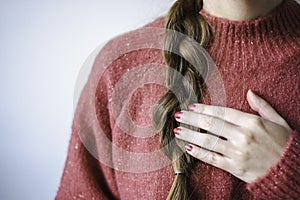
[152,0,211,199]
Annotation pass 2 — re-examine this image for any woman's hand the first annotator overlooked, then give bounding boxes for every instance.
[173,90,292,183]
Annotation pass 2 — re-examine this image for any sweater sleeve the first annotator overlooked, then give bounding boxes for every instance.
[56,80,120,199]
[56,40,122,199]
[55,121,118,200]
[246,130,300,199]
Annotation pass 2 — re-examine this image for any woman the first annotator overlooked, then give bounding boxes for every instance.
[56,0,300,199]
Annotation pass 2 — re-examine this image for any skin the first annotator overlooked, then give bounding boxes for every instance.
[203,0,283,21]
[174,90,292,183]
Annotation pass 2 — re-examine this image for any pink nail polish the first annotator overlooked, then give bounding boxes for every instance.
[188,104,196,111]
[174,112,183,119]
[186,145,193,152]
[173,127,181,135]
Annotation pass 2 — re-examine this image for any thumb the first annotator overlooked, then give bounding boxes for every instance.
[247,90,291,130]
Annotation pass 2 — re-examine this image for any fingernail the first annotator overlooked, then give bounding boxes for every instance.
[188,104,196,111]
[186,144,193,152]
[173,127,181,135]
[174,112,183,120]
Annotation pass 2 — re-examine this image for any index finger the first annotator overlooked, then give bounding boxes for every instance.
[175,111,240,141]
[188,104,256,127]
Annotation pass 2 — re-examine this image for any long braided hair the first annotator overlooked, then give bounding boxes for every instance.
[152,0,211,199]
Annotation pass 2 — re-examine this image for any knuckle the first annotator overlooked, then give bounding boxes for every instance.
[188,129,197,140]
[210,137,219,151]
[238,150,251,162]
[202,135,212,147]
[200,135,219,151]
[195,149,208,160]
[248,117,264,128]
[214,107,226,118]
[208,152,219,165]
[211,119,225,135]
[239,131,255,145]
[199,116,213,129]
[233,149,244,158]
[234,167,247,177]
[217,122,228,137]
[196,104,204,112]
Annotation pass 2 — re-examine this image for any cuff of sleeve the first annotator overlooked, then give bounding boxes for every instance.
[246,130,300,199]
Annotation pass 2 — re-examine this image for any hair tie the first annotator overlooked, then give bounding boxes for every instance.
[175,172,185,176]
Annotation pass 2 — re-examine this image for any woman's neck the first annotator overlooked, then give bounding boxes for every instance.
[202,0,283,21]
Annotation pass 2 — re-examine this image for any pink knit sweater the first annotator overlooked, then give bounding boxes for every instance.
[56,0,300,199]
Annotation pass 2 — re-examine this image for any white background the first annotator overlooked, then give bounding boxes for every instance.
[0,0,298,199]
[0,1,172,199]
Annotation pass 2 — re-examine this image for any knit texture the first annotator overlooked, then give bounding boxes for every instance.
[56,0,300,199]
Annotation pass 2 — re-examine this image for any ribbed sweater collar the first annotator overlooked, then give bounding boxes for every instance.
[200,0,300,65]
[201,0,299,38]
